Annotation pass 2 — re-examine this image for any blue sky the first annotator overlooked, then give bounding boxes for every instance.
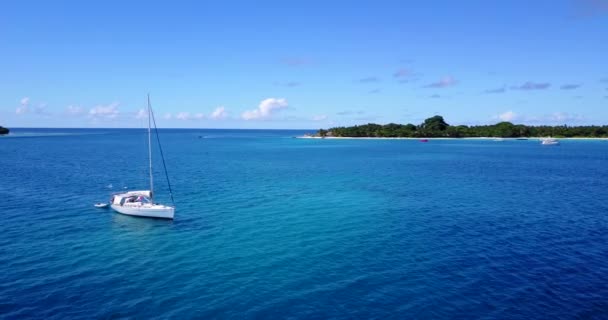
[1,0,607,128]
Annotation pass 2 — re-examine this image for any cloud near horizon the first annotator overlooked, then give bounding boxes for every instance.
[241,98,288,120]
[65,105,84,116]
[89,102,120,119]
[494,110,587,124]
[336,110,365,116]
[210,106,228,120]
[16,97,30,114]
[175,112,204,121]
[15,97,51,116]
[135,109,147,119]
[548,112,586,123]
[497,110,518,122]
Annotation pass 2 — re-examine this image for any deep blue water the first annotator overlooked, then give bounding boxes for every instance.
[1,129,608,319]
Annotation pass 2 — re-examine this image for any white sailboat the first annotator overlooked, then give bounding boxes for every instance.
[109,95,175,219]
[541,137,559,145]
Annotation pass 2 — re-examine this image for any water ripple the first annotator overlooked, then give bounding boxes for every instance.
[1,131,608,319]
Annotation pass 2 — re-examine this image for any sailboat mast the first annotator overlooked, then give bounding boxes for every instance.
[147,94,154,201]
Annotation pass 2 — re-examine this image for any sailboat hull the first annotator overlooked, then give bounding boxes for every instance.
[111,204,175,219]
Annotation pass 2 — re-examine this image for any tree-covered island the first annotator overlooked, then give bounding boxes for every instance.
[314,116,608,138]
[0,126,9,135]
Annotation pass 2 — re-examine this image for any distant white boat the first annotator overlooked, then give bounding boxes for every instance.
[541,137,559,145]
[109,95,175,219]
[494,138,505,142]
[94,202,109,208]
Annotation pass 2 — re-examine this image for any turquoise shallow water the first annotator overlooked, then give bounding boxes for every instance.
[1,129,608,319]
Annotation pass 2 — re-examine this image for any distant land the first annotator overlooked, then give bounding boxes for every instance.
[0,126,9,135]
[311,116,608,138]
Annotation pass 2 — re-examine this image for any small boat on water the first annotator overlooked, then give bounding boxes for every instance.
[420,139,429,142]
[110,191,174,219]
[541,137,559,145]
[108,95,175,219]
[494,138,505,142]
[94,203,109,208]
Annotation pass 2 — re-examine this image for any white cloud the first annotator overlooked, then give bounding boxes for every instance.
[312,114,327,121]
[497,110,518,122]
[175,112,204,120]
[15,98,49,115]
[494,111,587,125]
[66,105,84,115]
[241,98,288,120]
[16,97,30,114]
[210,106,228,120]
[548,112,585,123]
[16,106,28,114]
[135,108,147,119]
[89,102,119,119]
[35,103,49,115]
[176,112,191,120]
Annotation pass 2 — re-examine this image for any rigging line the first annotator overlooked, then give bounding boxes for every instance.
[141,114,149,184]
[148,97,175,206]
[147,97,154,201]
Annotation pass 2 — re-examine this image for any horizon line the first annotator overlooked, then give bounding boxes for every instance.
[6,126,318,130]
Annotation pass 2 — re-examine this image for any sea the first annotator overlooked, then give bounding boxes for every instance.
[1,128,607,319]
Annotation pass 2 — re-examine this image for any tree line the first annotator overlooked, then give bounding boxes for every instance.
[316,116,608,138]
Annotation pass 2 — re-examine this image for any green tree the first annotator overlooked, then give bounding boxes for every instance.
[494,122,517,137]
[422,115,449,132]
[318,115,608,138]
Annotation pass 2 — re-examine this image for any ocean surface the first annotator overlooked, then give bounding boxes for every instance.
[1,128,607,319]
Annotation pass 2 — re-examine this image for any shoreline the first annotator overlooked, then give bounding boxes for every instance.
[297,136,608,140]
